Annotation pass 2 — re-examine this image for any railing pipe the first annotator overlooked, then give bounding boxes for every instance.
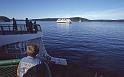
[0,59,20,66]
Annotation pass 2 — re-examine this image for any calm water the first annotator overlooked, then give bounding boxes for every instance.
[39,21,124,76]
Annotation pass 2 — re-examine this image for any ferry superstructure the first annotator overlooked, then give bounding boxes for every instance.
[0,23,42,59]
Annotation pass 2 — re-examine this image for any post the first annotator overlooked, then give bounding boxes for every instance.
[1,26,4,34]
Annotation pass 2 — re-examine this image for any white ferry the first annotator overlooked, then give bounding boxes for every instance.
[56,18,71,23]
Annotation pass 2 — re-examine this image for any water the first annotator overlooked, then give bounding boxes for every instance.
[39,21,124,76]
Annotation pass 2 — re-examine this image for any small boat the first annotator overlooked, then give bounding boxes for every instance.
[79,19,82,22]
[56,18,71,23]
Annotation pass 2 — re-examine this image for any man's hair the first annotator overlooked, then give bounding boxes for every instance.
[26,43,39,57]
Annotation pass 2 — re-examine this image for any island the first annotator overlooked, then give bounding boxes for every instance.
[0,16,10,22]
[2,16,124,22]
[32,17,89,22]
[32,17,124,22]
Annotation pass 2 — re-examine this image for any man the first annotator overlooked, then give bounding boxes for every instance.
[17,44,43,77]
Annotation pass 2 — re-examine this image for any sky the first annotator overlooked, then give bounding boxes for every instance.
[0,0,124,19]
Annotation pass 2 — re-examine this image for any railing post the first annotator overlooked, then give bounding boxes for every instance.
[8,25,10,31]
[20,26,22,32]
[1,26,4,34]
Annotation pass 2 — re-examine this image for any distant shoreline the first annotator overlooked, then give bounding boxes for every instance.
[19,17,124,22]
[1,16,124,22]
[16,19,124,22]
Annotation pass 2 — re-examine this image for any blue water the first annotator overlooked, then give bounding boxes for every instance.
[38,21,124,76]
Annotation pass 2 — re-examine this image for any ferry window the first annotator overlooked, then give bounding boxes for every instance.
[6,42,26,54]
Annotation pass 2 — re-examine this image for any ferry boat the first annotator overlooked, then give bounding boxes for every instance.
[0,23,42,59]
[56,18,71,23]
[0,19,68,77]
[79,19,82,22]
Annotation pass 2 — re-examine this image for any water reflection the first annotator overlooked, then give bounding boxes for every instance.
[56,23,70,29]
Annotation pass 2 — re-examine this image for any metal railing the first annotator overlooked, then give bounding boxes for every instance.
[0,24,41,35]
[0,65,17,77]
[0,59,20,66]
[0,59,19,77]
